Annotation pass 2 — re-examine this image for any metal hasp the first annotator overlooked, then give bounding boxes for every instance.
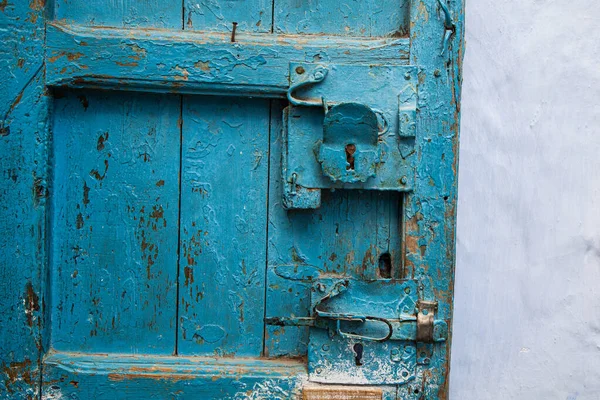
[282,63,418,209]
[266,278,447,385]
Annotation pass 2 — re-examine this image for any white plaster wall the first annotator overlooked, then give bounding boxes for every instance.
[450,0,600,398]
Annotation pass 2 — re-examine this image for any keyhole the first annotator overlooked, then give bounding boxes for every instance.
[353,343,364,366]
[379,252,392,278]
[345,144,356,170]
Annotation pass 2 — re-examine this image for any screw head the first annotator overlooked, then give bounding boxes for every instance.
[295,66,305,75]
[400,176,408,185]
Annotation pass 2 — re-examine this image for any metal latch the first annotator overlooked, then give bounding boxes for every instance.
[265,278,446,385]
[288,67,387,184]
[265,279,447,344]
[282,63,418,209]
[416,300,438,343]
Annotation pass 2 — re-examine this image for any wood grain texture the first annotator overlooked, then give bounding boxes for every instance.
[51,91,181,354]
[45,23,410,97]
[398,0,465,398]
[178,96,270,356]
[274,0,410,37]
[54,0,182,29]
[0,0,48,397]
[1,0,464,397]
[42,352,307,399]
[184,0,272,33]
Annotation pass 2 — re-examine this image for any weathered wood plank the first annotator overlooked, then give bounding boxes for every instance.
[398,0,466,398]
[178,96,270,356]
[50,91,181,354]
[45,23,410,97]
[0,0,48,397]
[54,0,182,29]
[184,0,272,33]
[274,0,410,37]
[43,352,307,399]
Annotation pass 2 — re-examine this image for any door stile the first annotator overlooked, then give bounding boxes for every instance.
[0,0,50,396]
[401,0,466,398]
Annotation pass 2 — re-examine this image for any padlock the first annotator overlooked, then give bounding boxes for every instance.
[317,103,381,183]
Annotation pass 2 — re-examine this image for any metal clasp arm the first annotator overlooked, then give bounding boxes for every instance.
[287,66,329,109]
[437,0,456,56]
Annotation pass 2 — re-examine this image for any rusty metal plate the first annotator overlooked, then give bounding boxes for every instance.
[303,386,383,400]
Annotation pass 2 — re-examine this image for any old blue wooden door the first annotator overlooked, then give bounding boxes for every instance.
[0,0,464,398]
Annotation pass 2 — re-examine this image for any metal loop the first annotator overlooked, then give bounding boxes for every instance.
[373,109,389,136]
[313,281,393,343]
[337,316,393,343]
[287,66,329,109]
[437,0,456,56]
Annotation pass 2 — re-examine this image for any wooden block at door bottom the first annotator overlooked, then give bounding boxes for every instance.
[303,386,383,400]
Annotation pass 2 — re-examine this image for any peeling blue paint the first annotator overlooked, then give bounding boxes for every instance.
[1,0,464,398]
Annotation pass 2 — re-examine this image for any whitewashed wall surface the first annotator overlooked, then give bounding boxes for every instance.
[451,0,600,399]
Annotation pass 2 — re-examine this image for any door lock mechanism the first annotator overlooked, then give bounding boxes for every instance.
[283,62,418,209]
[265,278,447,385]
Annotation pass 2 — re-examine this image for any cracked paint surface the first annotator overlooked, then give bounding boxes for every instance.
[2,0,464,398]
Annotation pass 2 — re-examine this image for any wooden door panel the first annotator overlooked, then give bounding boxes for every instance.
[178,96,271,357]
[273,0,410,37]
[51,91,181,354]
[0,0,466,396]
[184,0,273,32]
[53,0,182,28]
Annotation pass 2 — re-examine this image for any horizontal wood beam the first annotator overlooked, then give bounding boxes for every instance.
[44,351,308,397]
[46,23,410,97]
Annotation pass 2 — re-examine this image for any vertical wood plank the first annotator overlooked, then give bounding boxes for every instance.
[401,0,465,397]
[53,0,183,29]
[0,0,48,397]
[51,91,181,354]
[178,96,270,357]
[273,0,410,37]
[184,0,272,33]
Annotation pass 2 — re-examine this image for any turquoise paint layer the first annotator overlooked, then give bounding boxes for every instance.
[178,96,270,357]
[0,0,464,398]
[0,0,48,397]
[50,90,181,354]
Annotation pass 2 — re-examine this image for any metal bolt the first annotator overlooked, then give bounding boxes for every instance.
[434,69,441,77]
[316,367,323,374]
[400,176,408,185]
[404,72,411,80]
[404,287,411,294]
[295,66,305,75]
[390,348,401,362]
[402,371,409,378]
[322,344,330,351]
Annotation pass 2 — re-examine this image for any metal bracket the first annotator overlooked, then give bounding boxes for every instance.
[287,65,329,109]
[416,300,438,343]
[437,0,456,56]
